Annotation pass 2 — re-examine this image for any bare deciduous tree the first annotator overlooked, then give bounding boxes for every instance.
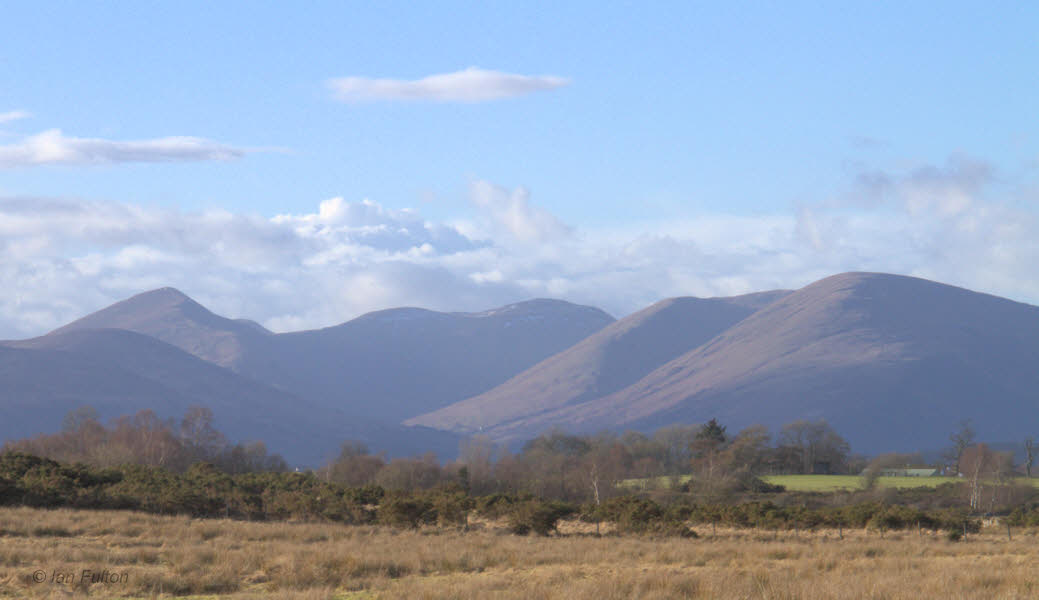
[179,406,227,462]
[724,425,771,474]
[1024,437,1036,478]
[778,419,849,474]
[320,441,386,487]
[457,435,497,494]
[948,419,976,476]
[960,443,1013,511]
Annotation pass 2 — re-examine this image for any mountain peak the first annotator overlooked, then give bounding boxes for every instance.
[337,299,614,328]
[140,286,191,299]
[46,287,271,367]
[121,286,194,307]
[804,271,940,292]
[50,286,210,335]
[469,298,615,321]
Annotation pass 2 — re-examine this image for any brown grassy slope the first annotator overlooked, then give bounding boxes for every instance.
[513,272,1039,453]
[2,506,1039,599]
[408,291,788,436]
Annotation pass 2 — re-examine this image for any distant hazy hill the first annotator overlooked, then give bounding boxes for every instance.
[50,292,615,424]
[408,290,789,433]
[49,288,273,368]
[6,290,612,461]
[1,329,460,465]
[256,299,616,423]
[13,272,1038,458]
[435,273,1039,453]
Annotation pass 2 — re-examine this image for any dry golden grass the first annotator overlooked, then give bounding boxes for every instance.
[1,506,1038,599]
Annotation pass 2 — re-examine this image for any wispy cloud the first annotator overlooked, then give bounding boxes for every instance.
[848,155,994,217]
[328,67,570,103]
[0,129,253,168]
[0,110,31,124]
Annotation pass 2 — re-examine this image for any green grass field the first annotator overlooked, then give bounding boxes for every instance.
[760,475,962,491]
[623,474,1039,492]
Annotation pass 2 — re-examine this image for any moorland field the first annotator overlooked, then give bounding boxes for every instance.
[1,506,1037,599]
[4,411,1038,598]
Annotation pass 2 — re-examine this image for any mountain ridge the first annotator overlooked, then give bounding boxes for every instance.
[433,272,1039,453]
[8,272,1039,458]
[4,291,615,461]
[407,290,790,433]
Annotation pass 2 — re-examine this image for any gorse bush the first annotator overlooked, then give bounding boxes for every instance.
[377,494,435,529]
[585,496,663,533]
[582,496,697,537]
[474,492,531,519]
[430,489,475,528]
[507,500,577,535]
[1003,502,1039,527]
[0,451,990,537]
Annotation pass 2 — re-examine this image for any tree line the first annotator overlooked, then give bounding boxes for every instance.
[5,407,1036,515]
[5,407,1039,535]
[319,418,856,504]
[2,406,288,475]
[0,451,997,539]
[4,407,858,504]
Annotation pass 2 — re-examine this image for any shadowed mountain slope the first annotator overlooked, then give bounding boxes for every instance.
[417,273,1039,454]
[1,329,460,465]
[48,293,615,424]
[408,290,789,433]
[257,299,616,422]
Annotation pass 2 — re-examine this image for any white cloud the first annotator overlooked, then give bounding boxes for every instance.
[0,160,1037,340]
[468,180,571,242]
[328,67,570,103]
[271,196,482,255]
[0,110,31,124]
[0,129,252,168]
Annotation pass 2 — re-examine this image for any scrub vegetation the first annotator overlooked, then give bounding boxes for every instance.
[4,411,1039,598]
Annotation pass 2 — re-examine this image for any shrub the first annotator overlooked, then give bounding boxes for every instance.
[588,496,663,533]
[475,493,529,519]
[736,472,785,493]
[377,495,435,529]
[429,490,475,527]
[0,476,18,505]
[345,484,385,506]
[507,501,576,536]
[378,492,434,526]
[929,508,980,534]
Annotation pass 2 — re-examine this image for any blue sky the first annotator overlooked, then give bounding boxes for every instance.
[1,2,1037,337]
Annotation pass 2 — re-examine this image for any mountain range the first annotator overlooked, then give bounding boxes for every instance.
[3,290,613,464]
[3,272,1038,461]
[412,272,1039,453]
